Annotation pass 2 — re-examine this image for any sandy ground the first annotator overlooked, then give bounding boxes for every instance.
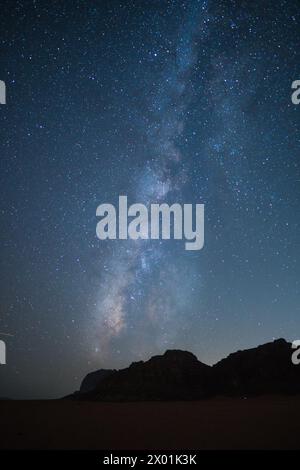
[0,396,300,449]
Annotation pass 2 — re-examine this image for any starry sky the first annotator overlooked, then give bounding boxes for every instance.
[0,0,299,399]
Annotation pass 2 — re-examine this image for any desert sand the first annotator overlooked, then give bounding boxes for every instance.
[0,396,300,450]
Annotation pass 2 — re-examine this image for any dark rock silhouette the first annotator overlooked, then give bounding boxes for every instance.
[80,369,116,393]
[213,338,300,396]
[77,350,213,401]
[71,339,300,401]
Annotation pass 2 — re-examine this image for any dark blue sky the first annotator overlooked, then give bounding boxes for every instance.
[0,0,299,398]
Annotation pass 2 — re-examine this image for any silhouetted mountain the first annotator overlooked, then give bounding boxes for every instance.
[76,350,213,401]
[80,369,116,393]
[213,338,300,396]
[71,339,300,401]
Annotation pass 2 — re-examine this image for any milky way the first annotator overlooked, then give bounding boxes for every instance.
[92,1,210,360]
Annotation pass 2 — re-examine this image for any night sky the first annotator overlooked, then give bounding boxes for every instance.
[0,0,299,399]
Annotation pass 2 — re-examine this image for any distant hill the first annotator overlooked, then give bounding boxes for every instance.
[213,338,300,396]
[80,369,116,393]
[69,339,300,401]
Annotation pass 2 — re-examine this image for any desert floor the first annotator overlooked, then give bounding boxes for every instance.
[0,396,300,449]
